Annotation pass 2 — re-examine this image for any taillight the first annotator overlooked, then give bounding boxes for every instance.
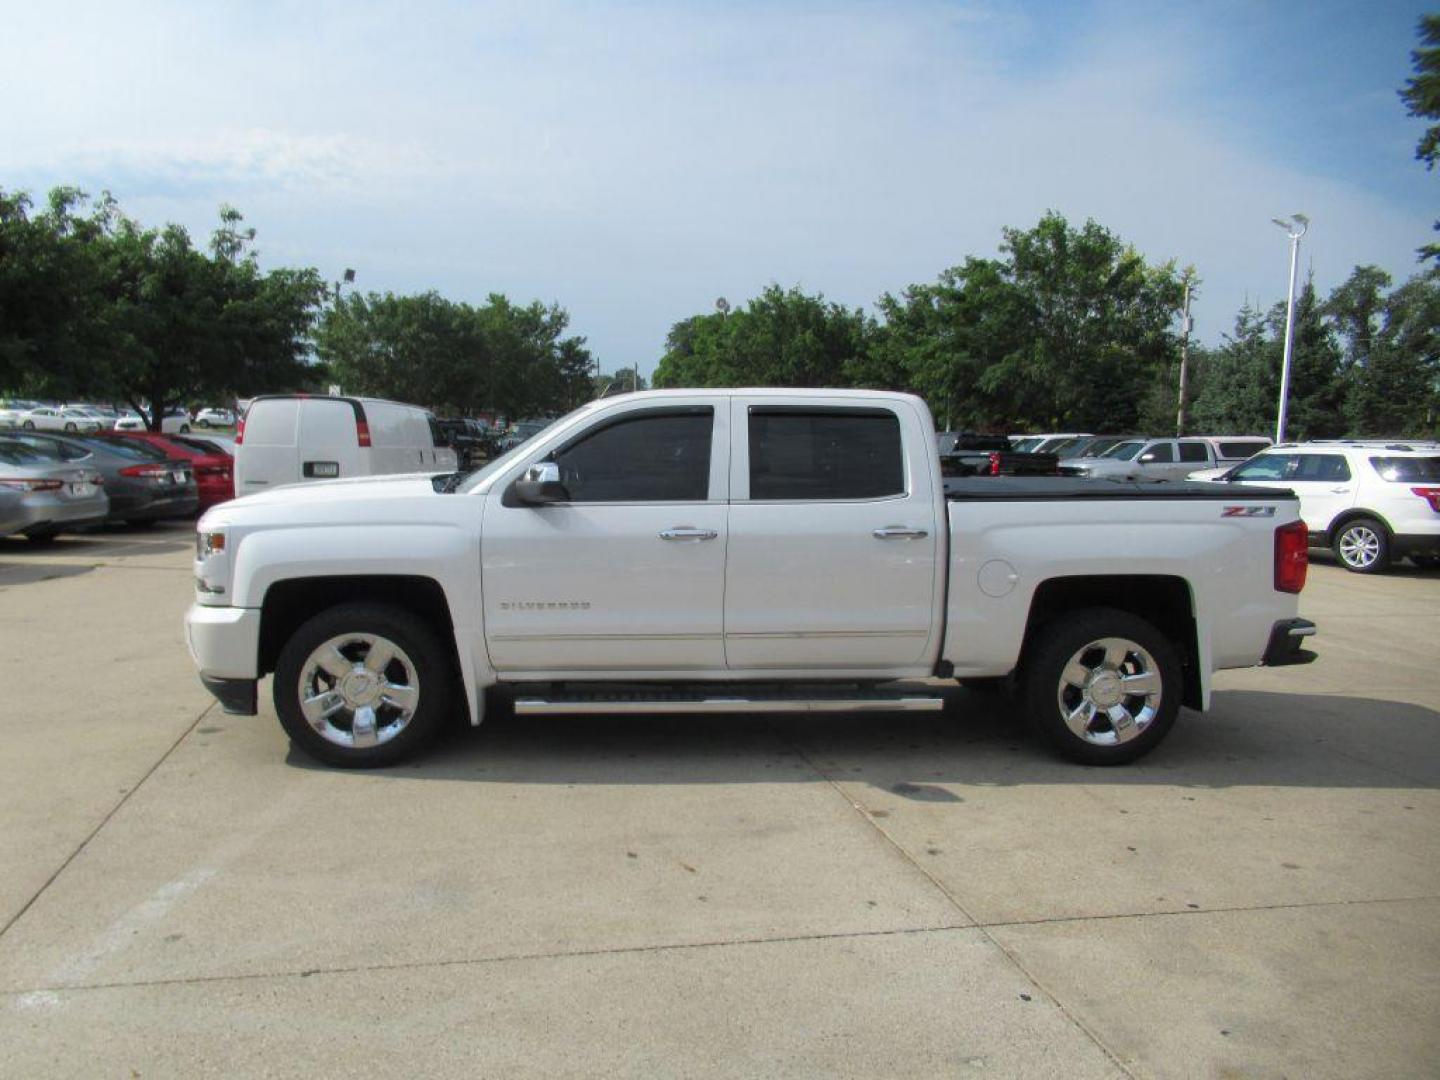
[234,414,245,444]
[988,451,1002,476]
[1412,486,1440,513]
[1274,519,1308,593]
[356,418,372,447]
[119,464,170,478]
[0,478,63,492]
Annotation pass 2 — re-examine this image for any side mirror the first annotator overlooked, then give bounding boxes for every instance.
[513,461,569,504]
[1138,452,1156,464]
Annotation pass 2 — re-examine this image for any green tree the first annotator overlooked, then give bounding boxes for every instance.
[0,188,325,428]
[879,213,1184,431]
[1329,267,1440,436]
[1189,305,1280,435]
[652,285,876,389]
[1400,14,1440,260]
[315,290,593,418]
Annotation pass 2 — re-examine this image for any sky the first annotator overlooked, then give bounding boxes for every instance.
[3,0,1436,378]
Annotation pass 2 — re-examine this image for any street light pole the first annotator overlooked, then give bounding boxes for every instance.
[1271,214,1308,444]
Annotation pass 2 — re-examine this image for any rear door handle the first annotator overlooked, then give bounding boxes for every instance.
[660,527,718,541]
[1330,487,1352,494]
[873,526,929,540]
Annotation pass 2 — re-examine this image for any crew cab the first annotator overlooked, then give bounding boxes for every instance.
[185,390,1316,769]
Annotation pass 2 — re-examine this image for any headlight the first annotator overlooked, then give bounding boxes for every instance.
[197,530,226,557]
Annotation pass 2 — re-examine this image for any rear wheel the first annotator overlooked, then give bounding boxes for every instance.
[1333,518,1389,574]
[21,420,34,430]
[1021,608,1182,765]
[179,423,191,433]
[64,422,77,432]
[22,527,58,545]
[197,418,211,428]
[274,603,453,768]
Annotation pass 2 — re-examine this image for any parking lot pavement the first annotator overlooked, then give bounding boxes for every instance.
[0,528,1436,1078]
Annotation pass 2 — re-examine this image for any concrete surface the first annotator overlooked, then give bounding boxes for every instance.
[0,525,1436,1078]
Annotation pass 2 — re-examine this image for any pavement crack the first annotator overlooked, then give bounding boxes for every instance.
[0,703,215,943]
[769,725,1138,1079]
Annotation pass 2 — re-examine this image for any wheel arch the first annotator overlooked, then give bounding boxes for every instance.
[258,575,472,718]
[1021,575,1201,710]
[1325,508,1394,543]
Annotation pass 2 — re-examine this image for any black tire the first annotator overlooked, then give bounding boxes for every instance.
[21,420,34,430]
[64,422,77,432]
[1020,607,1183,766]
[179,423,191,433]
[274,603,454,768]
[197,418,211,428]
[1332,517,1390,574]
[22,527,59,545]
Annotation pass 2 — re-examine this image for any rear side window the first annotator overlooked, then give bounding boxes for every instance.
[1293,455,1351,481]
[749,409,904,500]
[1217,440,1270,460]
[552,409,712,502]
[1177,441,1209,463]
[245,401,300,446]
[1370,456,1440,482]
[1141,442,1175,463]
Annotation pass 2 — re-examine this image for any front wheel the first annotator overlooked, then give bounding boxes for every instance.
[274,603,453,768]
[196,418,210,428]
[1333,518,1389,574]
[179,423,191,433]
[21,420,34,430]
[1021,608,1182,765]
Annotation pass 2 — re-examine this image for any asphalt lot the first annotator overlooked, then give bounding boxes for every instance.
[0,523,1436,1079]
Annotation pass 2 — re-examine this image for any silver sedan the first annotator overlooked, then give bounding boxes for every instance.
[0,439,109,541]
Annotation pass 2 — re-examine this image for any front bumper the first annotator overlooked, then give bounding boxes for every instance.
[186,604,262,715]
[201,675,257,716]
[1261,618,1318,667]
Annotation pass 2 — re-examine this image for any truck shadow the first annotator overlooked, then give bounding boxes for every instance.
[287,688,1440,791]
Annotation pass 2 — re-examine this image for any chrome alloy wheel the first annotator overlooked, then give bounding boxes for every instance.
[1337,524,1381,570]
[1055,636,1163,746]
[297,633,420,749]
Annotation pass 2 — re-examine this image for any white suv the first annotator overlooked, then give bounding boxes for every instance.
[1205,441,1440,573]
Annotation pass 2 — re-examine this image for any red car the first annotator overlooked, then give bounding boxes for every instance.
[109,431,235,510]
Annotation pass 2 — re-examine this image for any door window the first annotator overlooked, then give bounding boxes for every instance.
[550,409,712,502]
[1177,441,1209,463]
[748,409,904,500]
[1293,455,1351,481]
[1230,454,1292,481]
[1140,442,1175,464]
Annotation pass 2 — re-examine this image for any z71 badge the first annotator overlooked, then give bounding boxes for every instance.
[1221,505,1277,517]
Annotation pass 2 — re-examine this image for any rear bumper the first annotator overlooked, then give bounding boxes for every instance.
[1261,618,1318,667]
[110,490,200,520]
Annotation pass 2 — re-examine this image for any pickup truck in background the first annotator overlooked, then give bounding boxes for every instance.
[186,390,1316,770]
[936,432,1059,478]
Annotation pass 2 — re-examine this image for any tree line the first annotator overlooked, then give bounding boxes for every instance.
[654,211,1439,439]
[0,188,595,430]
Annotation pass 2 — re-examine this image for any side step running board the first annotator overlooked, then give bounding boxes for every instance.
[514,695,945,716]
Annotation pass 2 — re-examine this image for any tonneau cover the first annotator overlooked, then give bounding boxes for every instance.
[944,476,1296,501]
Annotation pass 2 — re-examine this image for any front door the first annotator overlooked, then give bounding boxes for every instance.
[481,403,729,674]
[723,398,942,672]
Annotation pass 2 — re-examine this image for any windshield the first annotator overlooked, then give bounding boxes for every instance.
[1102,441,1144,461]
[455,408,587,493]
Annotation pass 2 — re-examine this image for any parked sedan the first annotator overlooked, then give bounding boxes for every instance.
[0,438,109,541]
[3,432,198,524]
[109,430,234,510]
[14,405,106,433]
[114,408,192,434]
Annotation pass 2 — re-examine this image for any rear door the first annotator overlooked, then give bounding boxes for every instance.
[723,398,941,672]
[1175,439,1212,479]
[298,399,366,481]
[1282,453,1356,533]
[235,399,299,492]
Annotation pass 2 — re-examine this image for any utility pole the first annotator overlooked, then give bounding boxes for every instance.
[1175,276,1193,436]
[1272,214,1309,444]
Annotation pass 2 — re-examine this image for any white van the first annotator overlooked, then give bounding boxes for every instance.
[234,396,458,493]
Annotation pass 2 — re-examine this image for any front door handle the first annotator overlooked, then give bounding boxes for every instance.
[1330,487,1352,494]
[873,525,929,540]
[660,527,719,542]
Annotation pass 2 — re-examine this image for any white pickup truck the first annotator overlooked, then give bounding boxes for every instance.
[185,389,1317,768]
